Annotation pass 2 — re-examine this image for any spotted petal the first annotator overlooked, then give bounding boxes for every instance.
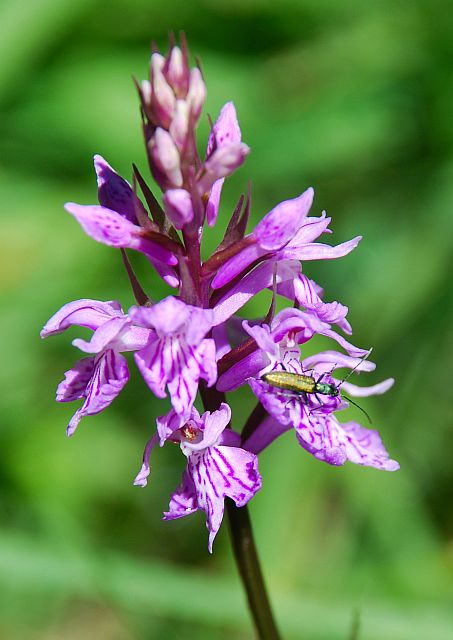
[186,443,261,552]
[66,349,129,436]
[297,414,399,471]
[163,470,198,519]
[56,357,95,402]
[65,203,177,265]
[135,335,217,417]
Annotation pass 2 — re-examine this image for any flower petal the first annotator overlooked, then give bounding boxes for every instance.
[195,338,218,388]
[156,409,187,446]
[65,203,177,265]
[280,236,362,261]
[206,178,224,227]
[94,154,138,223]
[212,262,274,325]
[253,188,314,251]
[340,378,395,397]
[186,67,206,122]
[56,357,95,402]
[130,297,190,335]
[133,433,159,487]
[41,299,123,338]
[243,322,279,363]
[294,274,352,334]
[187,443,261,552]
[72,317,130,354]
[248,378,294,426]
[216,350,270,392]
[66,350,129,436]
[284,213,331,248]
[185,403,231,451]
[211,242,265,290]
[298,415,399,471]
[242,414,291,454]
[206,102,242,157]
[199,143,250,193]
[302,350,376,375]
[134,337,169,400]
[163,470,198,519]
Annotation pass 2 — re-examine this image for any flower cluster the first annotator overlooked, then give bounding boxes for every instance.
[41,39,398,551]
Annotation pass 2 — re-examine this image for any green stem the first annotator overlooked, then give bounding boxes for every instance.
[226,502,281,640]
[200,383,281,639]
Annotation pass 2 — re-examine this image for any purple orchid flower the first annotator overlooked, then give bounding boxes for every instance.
[41,299,150,435]
[65,155,180,288]
[129,297,217,418]
[210,187,360,292]
[211,188,359,330]
[222,312,398,471]
[134,403,262,552]
[217,307,368,394]
[42,35,399,572]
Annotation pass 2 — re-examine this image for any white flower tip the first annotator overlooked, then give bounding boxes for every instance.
[93,153,105,166]
[241,143,251,156]
[64,202,81,217]
[379,377,395,393]
[134,463,150,487]
[150,52,165,72]
[72,337,91,353]
[386,460,400,472]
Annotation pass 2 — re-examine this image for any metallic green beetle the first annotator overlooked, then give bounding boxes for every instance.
[261,350,373,422]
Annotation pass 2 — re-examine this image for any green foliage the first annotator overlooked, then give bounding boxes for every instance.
[0,0,452,637]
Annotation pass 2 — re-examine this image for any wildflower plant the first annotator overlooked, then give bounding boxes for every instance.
[41,35,398,638]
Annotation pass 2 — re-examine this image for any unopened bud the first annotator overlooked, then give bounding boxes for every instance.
[165,47,189,97]
[170,100,189,151]
[186,67,206,123]
[163,188,194,229]
[140,79,152,106]
[150,52,165,74]
[151,66,176,129]
[149,128,183,188]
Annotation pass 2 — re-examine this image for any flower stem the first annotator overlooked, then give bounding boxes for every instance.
[199,383,281,639]
[226,501,281,640]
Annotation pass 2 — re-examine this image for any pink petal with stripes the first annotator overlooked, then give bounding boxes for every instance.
[66,349,129,436]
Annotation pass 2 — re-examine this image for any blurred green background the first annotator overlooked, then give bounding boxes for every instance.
[0,0,452,638]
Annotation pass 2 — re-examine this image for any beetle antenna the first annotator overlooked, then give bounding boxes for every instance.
[342,394,372,424]
[336,348,373,389]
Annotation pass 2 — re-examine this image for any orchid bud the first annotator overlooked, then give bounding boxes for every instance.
[149,128,183,188]
[163,188,194,229]
[165,46,189,97]
[140,79,152,106]
[186,67,206,123]
[170,99,189,151]
[151,66,176,129]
